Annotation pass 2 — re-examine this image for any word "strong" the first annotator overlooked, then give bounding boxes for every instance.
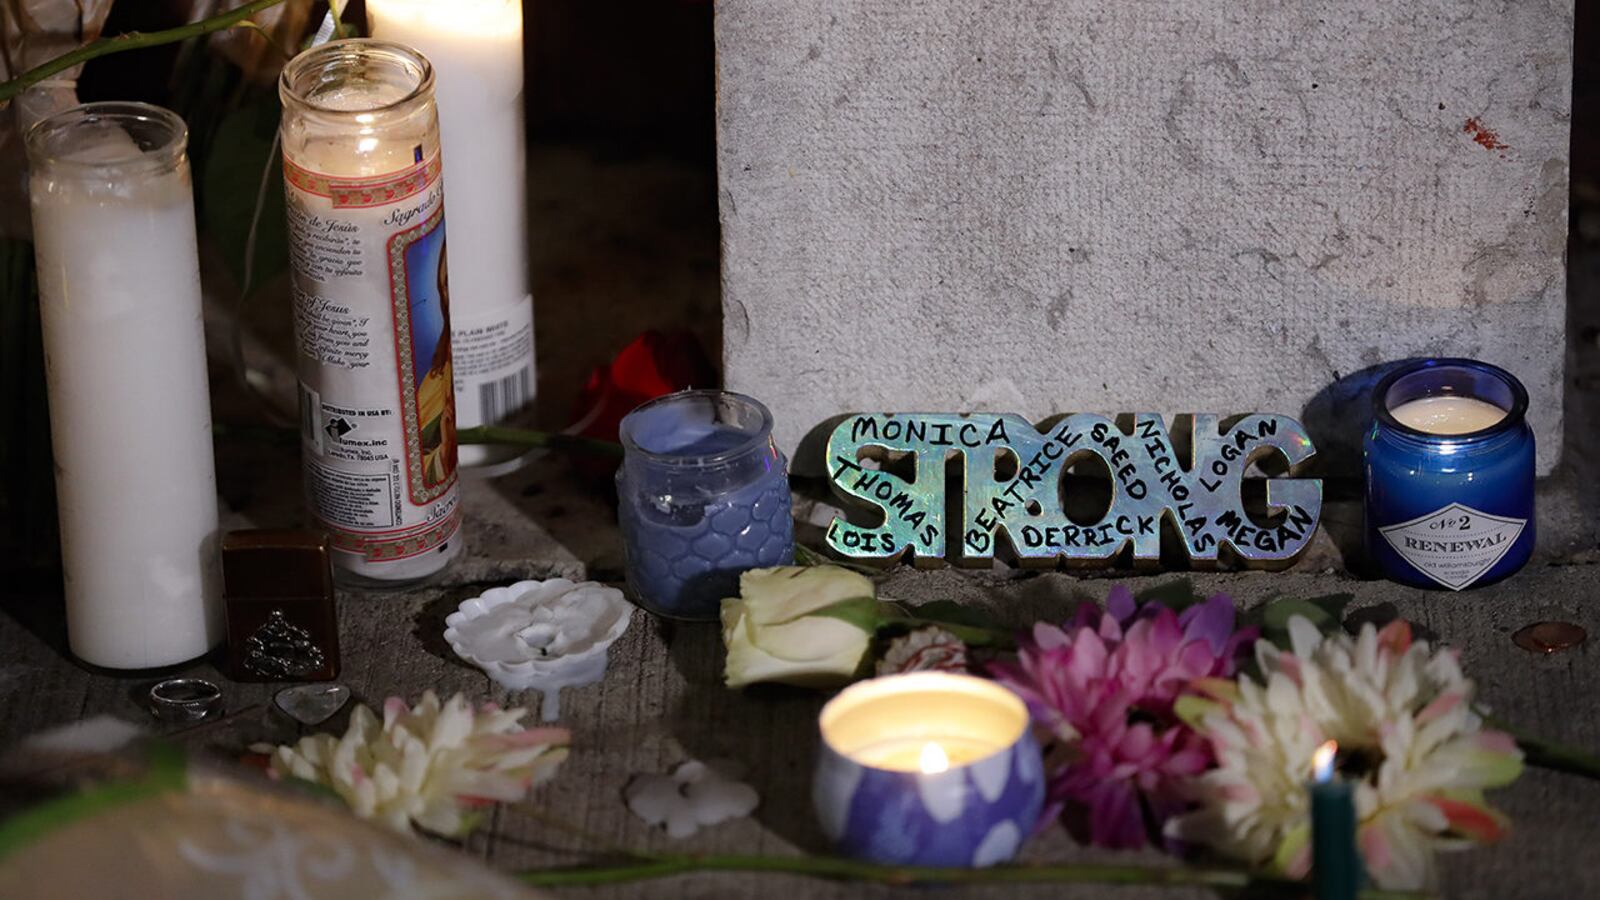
[824,412,1322,568]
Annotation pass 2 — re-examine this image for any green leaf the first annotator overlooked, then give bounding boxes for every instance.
[906,600,1001,632]
[1251,593,1354,649]
[910,619,1015,650]
[278,775,346,805]
[1134,577,1203,612]
[328,0,355,39]
[883,601,1013,649]
[1173,694,1220,730]
[807,596,896,634]
[200,97,288,291]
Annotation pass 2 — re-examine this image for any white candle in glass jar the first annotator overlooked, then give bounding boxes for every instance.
[1389,395,1507,435]
[367,0,535,468]
[27,103,222,669]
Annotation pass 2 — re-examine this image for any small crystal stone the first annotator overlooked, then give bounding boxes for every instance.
[273,683,351,726]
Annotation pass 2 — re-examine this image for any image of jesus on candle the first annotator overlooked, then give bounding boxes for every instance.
[404,222,458,490]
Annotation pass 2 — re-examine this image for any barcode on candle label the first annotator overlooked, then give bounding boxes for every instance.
[478,366,532,425]
[451,296,536,428]
[1379,503,1526,590]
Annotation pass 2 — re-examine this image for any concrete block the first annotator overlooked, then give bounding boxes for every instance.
[716,0,1571,475]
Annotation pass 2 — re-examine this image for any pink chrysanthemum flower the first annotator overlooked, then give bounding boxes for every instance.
[989,586,1255,848]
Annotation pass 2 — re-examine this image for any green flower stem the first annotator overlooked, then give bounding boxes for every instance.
[895,614,1015,650]
[0,744,187,861]
[792,544,887,578]
[1485,715,1600,781]
[455,425,624,458]
[518,854,1427,897]
[0,0,290,104]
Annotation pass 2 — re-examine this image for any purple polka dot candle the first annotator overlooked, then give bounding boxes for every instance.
[813,673,1045,867]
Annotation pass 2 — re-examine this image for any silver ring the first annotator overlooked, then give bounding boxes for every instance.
[148,678,223,723]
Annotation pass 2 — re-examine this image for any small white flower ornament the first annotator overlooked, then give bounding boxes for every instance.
[625,760,760,839]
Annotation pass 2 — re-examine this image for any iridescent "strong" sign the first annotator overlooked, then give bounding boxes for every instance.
[824,413,1321,568]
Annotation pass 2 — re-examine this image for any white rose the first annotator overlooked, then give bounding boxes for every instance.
[720,565,876,688]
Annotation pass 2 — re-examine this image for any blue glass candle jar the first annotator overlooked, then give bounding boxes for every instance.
[1364,358,1535,590]
[617,390,794,620]
[813,673,1045,868]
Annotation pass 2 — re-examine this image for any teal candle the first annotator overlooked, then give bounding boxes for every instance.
[1310,741,1360,900]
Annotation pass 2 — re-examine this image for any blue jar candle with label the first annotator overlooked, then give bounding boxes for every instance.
[617,390,794,620]
[1364,358,1534,591]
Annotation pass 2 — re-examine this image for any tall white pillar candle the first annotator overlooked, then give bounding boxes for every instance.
[368,0,535,469]
[26,103,223,669]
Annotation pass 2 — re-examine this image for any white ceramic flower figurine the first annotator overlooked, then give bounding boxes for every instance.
[720,565,876,688]
[445,578,633,720]
[256,691,569,837]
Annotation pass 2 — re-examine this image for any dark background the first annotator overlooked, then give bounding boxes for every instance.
[76,0,720,429]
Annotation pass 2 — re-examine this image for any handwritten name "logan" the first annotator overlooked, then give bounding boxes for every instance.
[825,412,1321,569]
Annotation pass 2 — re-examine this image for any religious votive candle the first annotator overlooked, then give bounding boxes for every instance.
[26,102,223,669]
[279,40,463,584]
[616,390,794,620]
[366,0,535,471]
[1365,358,1534,591]
[812,673,1045,867]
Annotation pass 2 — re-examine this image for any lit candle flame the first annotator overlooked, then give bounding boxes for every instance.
[919,741,950,774]
[1312,740,1338,783]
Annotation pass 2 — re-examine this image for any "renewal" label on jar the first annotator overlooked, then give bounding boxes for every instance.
[1379,503,1526,591]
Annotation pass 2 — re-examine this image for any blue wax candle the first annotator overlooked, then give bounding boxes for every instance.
[1364,358,1534,591]
[616,390,793,620]
[1310,741,1360,900]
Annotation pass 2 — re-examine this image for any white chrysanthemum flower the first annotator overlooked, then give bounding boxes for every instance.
[1167,617,1522,890]
[255,691,569,837]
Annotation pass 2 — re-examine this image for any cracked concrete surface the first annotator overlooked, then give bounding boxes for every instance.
[715,0,1573,475]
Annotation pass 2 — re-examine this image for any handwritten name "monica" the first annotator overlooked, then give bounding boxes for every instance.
[850,415,1011,448]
